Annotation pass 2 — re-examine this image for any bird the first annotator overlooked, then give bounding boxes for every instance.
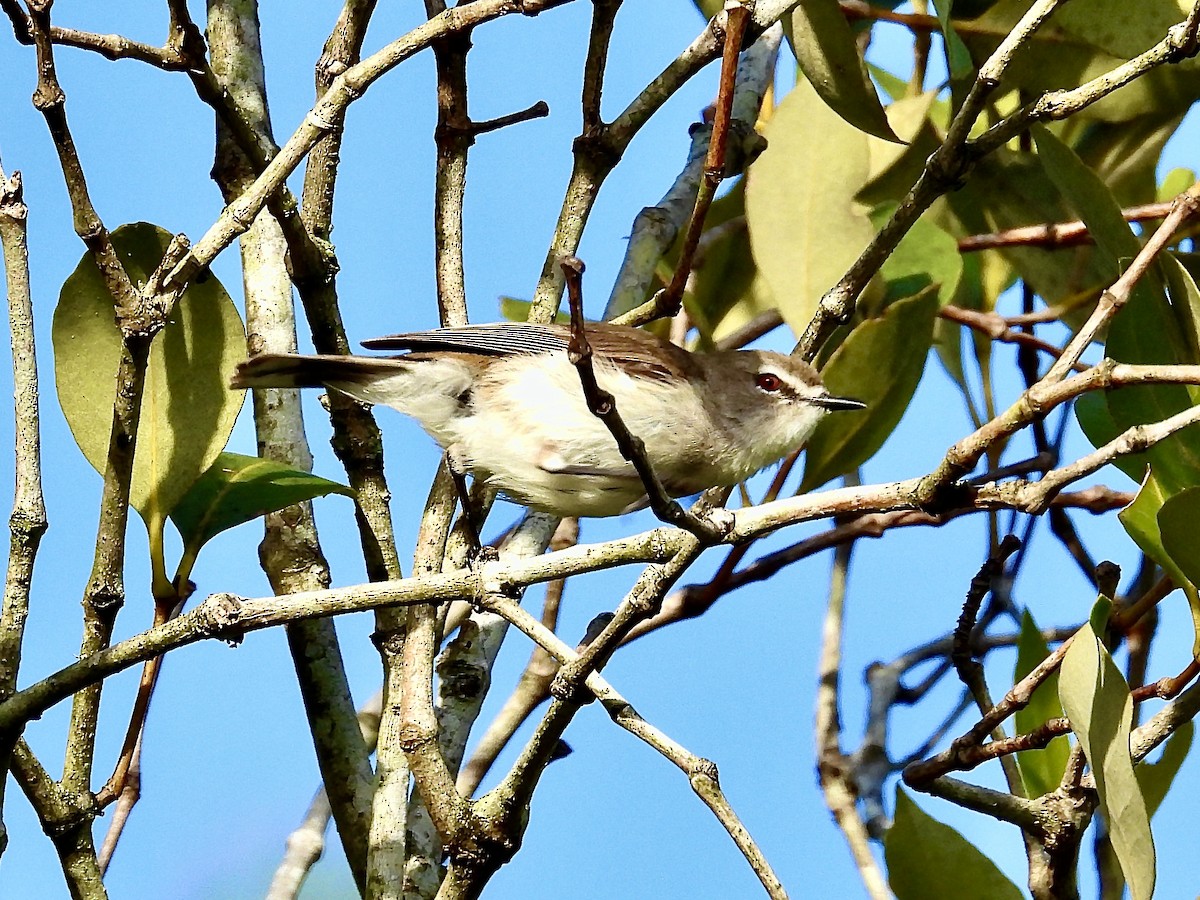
[231,322,864,517]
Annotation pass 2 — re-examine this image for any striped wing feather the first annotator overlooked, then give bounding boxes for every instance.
[362,322,696,382]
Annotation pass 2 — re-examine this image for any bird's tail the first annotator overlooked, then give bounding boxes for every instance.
[231,353,411,389]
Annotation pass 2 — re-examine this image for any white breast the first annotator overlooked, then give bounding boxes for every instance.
[441,353,724,515]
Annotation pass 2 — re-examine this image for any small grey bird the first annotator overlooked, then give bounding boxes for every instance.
[231,322,864,517]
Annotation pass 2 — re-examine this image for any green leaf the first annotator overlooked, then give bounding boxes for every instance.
[1132,724,1190,820]
[54,222,246,536]
[1156,486,1200,653]
[1076,115,1185,207]
[1122,472,1190,582]
[1074,392,1145,485]
[859,92,942,207]
[1158,167,1196,203]
[499,296,570,325]
[1104,270,1200,494]
[871,206,963,310]
[1059,613,1156,900]
[801,287,939,490]
[1137,721,1193,818]
[785,0,900,142]
[963,0,1200,123]
[1013,611,1070,798]
[885,788,1024,900]
[930,0,974,78]
[947,150,1112,322]
[170,452,355,555]
[1115,472,1200,655]
[1056,0,1196,60]
[866,63,910,103]
[1161,253,1200,382]
[680,184,763,343]
[1032,126,1141,273]
[746,76,875,338]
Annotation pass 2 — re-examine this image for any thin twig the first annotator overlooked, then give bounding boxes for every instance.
[957,201,1178,251]
[647,1,754,321]
[939,305,1088,373]
[477,587,787,899]
[816,538,891,899]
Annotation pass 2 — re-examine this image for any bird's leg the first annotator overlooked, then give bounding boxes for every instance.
[447,447,496,565]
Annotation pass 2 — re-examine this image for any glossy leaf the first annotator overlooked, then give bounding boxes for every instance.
[785,0,900,142]
[1104,268,1200,493]
[1157,486,1200,596]
[1138,721,1193,818]
[1122,472,1187,578]
[54,222,246,536]
[746,76,874,338]
[885,788,1024,900]
[1161,253,1200,387]
[170,452,355,555]
[1013,611,1070,798]
[1059,606,1156,900]
[1034,125,1197,467]
[801,287,939,490]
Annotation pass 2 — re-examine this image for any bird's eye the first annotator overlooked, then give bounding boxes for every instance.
[755,373,782,392]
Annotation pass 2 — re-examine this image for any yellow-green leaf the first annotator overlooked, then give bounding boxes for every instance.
[872,206,963,311]
[963,0,1200,123]
[1074,392,1146,486]
[1158,167,1196,202]
[746,76,874,338]
[500,296,570,325]
[1032,126,1142,272]
[946,150,1112,322]
[1013,611,1070,798]
[885,788,1024,900]
[1059,609,1156,900]
[1056,0,1196,60]
[785,0,900,142]
[1155,486,1200,653]
[54,222,246,536]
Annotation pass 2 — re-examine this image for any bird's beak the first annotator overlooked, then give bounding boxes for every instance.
[810,394,866,411]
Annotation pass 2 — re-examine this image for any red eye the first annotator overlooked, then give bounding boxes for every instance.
[755,373,782,392]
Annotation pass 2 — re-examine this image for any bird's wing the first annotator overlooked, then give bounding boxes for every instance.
[362,322,697,383]
[361,323,569,355]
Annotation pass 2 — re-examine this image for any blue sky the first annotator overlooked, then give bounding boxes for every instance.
[1,2,1198,898]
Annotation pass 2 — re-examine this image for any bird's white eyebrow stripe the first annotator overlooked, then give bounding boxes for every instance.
[759,368,803,401]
